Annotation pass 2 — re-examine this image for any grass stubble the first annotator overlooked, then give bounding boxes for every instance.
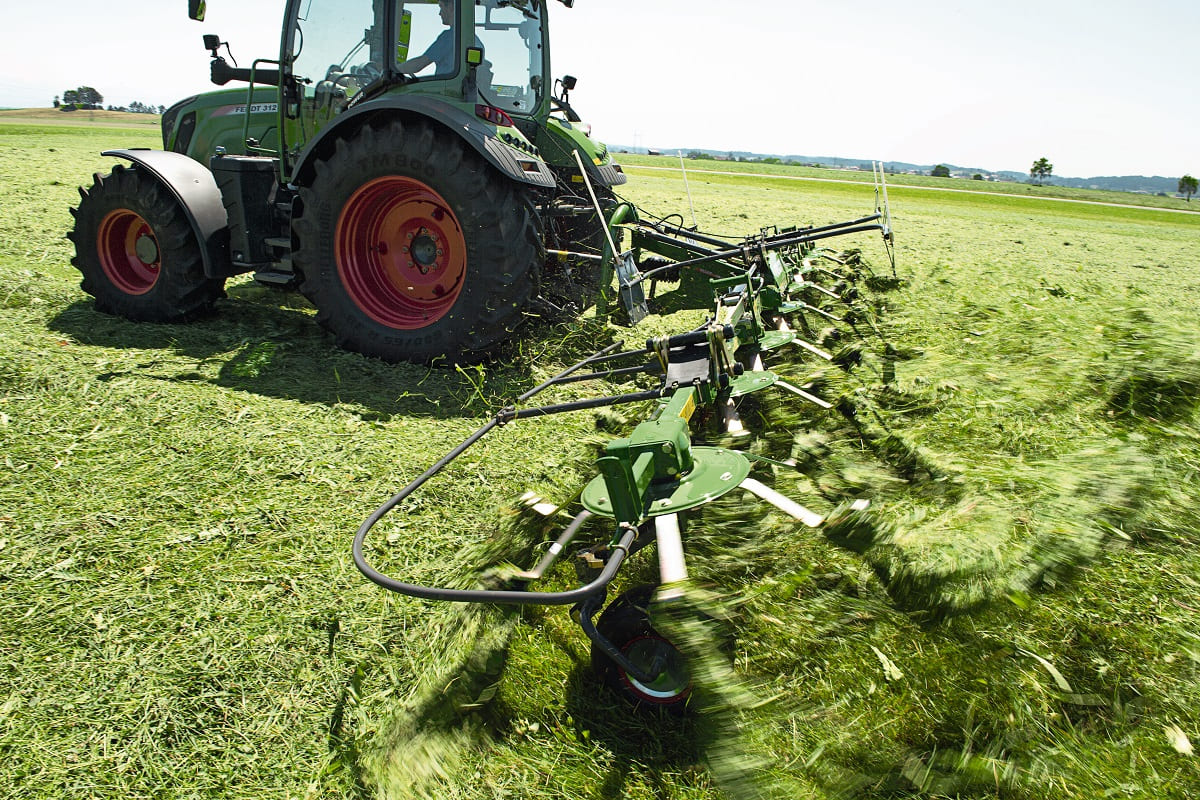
[1,119,1198,798]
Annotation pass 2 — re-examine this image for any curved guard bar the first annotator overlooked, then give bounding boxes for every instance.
[351,340,638,605]
[354,516,636,606]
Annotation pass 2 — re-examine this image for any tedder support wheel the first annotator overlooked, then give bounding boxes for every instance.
[69,164,225,322]
[591,584,692,713]
[293,118,542,363]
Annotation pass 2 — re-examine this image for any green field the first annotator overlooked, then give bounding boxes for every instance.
[2,119,1198,799]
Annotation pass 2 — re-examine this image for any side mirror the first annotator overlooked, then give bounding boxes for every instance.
[188,0,207,21]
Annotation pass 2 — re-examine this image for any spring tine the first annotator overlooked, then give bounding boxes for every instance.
[519,491,559,517]
[721,398,751,437]
[792,338,834,361]
[654,514,688,598]
[512,509,594,582]
[739,478,824,527]
[775,380,833,410]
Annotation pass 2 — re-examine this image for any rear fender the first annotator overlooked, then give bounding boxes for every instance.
[287,95,556,190]
[101,149,235,279]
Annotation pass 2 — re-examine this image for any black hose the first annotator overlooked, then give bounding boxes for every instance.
[351,340,638,605]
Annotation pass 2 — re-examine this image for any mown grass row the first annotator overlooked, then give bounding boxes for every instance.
[1,122,1198,799]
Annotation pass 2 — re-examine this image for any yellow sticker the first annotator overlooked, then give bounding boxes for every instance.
[396,10,412,61]
[679,393,696,422]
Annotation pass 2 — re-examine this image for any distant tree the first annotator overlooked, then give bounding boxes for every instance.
[158,105,166,114]
[52,95,60,108]
[1031,157,1053,185]
[1179,174,1198,202]
[931,164,951,178]
[77,86,103,108]
[60,86,104,109]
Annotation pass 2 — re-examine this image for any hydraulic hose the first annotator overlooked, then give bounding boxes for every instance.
[351,340,641,605]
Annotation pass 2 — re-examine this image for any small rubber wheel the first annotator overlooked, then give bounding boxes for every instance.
[591,584,692,713]
[69,164,224,321]
[294,118,542,363]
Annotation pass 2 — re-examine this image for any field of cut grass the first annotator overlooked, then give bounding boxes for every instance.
[617,152,1200,214]
[1,119,1198,799]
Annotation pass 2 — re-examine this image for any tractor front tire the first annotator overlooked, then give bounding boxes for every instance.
[294,119,542,363]
[69,164,224,321]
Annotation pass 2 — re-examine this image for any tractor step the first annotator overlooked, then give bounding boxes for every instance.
[252,269,298,288]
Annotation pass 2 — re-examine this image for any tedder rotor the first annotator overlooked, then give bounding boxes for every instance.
[353,165,898,710]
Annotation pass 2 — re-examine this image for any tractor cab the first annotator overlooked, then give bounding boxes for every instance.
[282,0,547,146]
[169,0,618,193]
[178,1,557,176]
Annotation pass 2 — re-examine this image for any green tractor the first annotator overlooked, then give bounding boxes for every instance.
[69,0,625,362]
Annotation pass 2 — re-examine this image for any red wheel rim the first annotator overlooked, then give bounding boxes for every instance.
[618,635,692,705]
[97,209,160,295]
[336,176,467,329]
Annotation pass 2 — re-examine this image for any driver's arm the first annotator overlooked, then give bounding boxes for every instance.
[395,53,433,73]
[398,27,453,75]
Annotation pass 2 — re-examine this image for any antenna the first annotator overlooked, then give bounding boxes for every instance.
[678,151,697,229]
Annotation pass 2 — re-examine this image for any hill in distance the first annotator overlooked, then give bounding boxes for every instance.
[616,146,1185,196]
[0,109,1184,198]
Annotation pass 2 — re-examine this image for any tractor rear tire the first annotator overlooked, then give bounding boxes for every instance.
[591,584,692,713]
[293,118,542,363]
[69,164,225,321]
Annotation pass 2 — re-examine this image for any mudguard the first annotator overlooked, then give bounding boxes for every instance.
[101,149,234,279]
[287,94,556,190]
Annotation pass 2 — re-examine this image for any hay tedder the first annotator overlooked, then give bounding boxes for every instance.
[354,162,898,710]
[68,0,901,711]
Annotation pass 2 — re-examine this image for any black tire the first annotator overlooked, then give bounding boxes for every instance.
[68,164,225,321]
[293,118,542,363]
[591,584,692,713]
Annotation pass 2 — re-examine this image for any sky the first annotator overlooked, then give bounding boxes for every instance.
[2,0,1196,178]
